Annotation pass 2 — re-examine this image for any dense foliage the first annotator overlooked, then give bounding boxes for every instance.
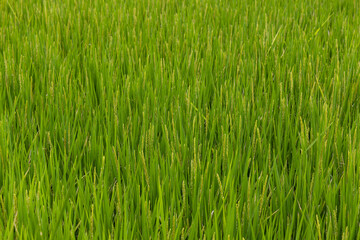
[1,0,360,238]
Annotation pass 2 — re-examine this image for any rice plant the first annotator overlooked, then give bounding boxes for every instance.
[1,0,360,238]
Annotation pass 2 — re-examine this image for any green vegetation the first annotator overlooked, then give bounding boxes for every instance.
[1,0,360,238]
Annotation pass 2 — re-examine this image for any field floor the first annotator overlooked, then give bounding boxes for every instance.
[1,0,360,239]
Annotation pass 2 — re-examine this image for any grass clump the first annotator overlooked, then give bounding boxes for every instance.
[1,0,360,238]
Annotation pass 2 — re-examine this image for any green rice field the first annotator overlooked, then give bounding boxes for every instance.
[1,0,360,238]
